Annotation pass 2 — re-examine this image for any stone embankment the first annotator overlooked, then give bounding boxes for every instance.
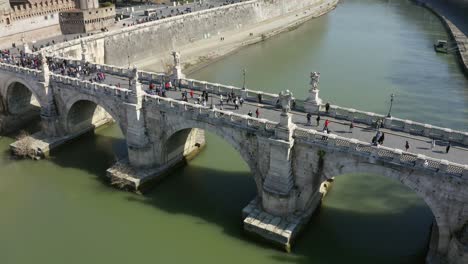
[414,0,468,75]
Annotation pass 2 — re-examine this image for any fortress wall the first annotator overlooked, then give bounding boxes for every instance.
[0,13,60,38]
[53,0,328,66]
[101,0,325,67]
[103,1,259,66]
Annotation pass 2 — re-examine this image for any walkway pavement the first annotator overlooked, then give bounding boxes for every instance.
[74,72,468,166]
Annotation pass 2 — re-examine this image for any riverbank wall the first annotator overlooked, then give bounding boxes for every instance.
[45,0,338,70]
[413,0,468,76]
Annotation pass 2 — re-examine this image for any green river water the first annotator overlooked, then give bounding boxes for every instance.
[1,0,467,263]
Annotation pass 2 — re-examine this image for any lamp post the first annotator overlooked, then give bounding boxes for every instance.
[210,87,214,109]
[387,93,395,118]
[242,68,246,90]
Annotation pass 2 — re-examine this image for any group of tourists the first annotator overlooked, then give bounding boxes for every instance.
[0,50,41,69]
[147,81,175,97]
[49,60,110,84]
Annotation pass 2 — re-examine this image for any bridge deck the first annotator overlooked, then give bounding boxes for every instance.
[93,73,468,166]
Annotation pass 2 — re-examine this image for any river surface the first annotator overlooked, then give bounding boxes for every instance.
[1,0,466,263]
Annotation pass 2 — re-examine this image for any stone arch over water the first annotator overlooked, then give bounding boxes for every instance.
[306,147,466,261]
[0,76,48,133]
[0,78,44,115]
[160,119,264,196]
[62,94,122,135]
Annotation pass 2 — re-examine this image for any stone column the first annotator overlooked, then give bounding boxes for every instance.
[125,66,158,168]
[38,52,61,137]
[80,39,90,62]
[262,90,297,216]
[304,71,322,114]
[171,51,185,84]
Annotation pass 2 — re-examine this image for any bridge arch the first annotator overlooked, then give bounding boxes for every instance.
[316,151,454,259]
[0,77,46,115]
[62,93,125,135]
[161,118,263,195]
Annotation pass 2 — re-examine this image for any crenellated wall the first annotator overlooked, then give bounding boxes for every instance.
[0,0,76,39]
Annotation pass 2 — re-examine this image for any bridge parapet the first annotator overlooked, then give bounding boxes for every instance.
[324,104,468,145]
[294,127,468,179]
[144,94,277,136]
[48,56,168,82]
[0,62,42,78]
[50,74,132,100]
[180,78,279,105]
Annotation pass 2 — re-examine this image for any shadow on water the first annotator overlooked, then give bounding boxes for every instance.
[40,125,432,263]
[47,127,127,186]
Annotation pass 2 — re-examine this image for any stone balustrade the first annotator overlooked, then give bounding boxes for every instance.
[0,62,42,77]
[294,127,468,179]
[322,104,468,145]
[179,78,280,105]
[48,56,134,78]
[49,56,168,82]
[50,73,131,99]
[138,70,166,83]
[144,94,277,136]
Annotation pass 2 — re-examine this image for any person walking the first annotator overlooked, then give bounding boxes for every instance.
[405,141,409,151]
[239,97,244,107]
[349,121,354,133]
[378,132,385,145]
[324,119,330,128]
[321,127,329,140]
[325,102,330,113]
[431,139,436,150]
[446,142,451,153]
[189,89,194,98]
[306,113,311,126]
[255,108,259,118]
[316,115,320,126]
[234,99,239,110]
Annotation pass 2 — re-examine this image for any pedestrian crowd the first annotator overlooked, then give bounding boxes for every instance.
[0,50,41,69]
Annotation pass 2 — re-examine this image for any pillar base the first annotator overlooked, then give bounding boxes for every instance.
[106,158,179,193]
[9,119,113,159]
[304,101,321,114]
[242,193,321,252]
[108,139,206,193]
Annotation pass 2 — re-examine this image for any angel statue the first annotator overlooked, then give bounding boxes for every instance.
[278,90,293,113]
[172,51,181,67]
[310,71,320,90]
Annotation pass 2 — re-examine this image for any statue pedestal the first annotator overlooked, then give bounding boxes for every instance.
[276,113,295,142]
[172,65,185,81]
[241,89,247,99]
[304,89,322,114]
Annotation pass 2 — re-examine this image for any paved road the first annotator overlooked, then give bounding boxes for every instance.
[66,71,468,165]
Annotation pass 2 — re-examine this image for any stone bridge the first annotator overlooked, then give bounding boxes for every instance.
[0,53,467,264]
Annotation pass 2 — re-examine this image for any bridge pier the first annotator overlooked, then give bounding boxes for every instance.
[243,110,323,252]
[106,127,206,192]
